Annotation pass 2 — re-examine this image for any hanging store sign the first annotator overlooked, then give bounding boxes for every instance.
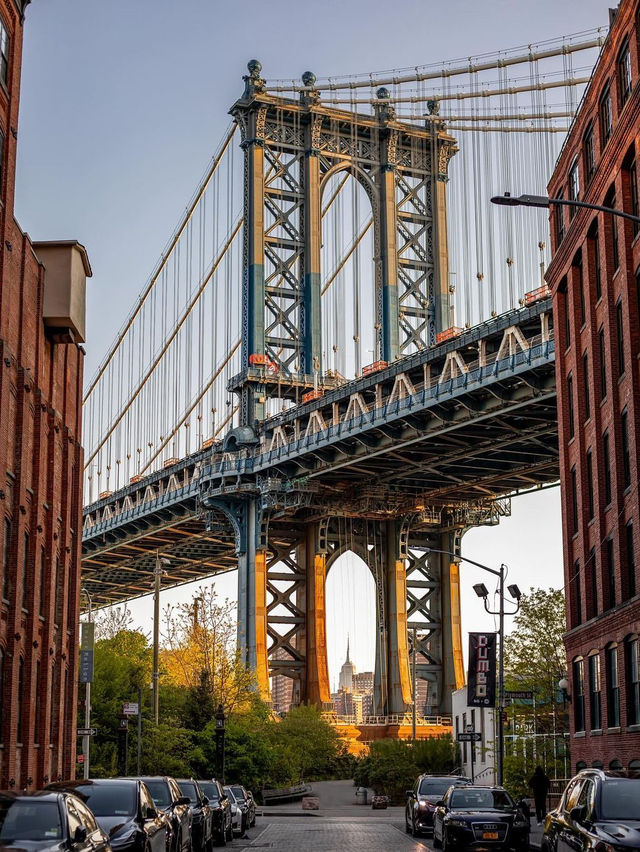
[79,622,95,684]
[467,632,497,707]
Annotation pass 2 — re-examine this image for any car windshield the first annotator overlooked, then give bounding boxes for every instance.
[178,783,197,803]
[224,788,236,803]
[144,781,171,810]
[600,778,640,820]
[230,787,245,801]
[419,779,462,796]
[450,789,514,811]
[0,800,63,841]
[70,784,136,817]
[198,784,219,804]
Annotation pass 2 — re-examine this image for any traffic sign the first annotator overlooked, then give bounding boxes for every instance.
[457,732,482,742]
[505,690,534,700]
[77,727,96,737]
[122,702,139,715]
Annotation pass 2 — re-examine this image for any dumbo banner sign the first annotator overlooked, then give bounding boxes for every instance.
[467,632,497,707]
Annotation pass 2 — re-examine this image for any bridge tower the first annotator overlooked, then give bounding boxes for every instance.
[223,62,464,715]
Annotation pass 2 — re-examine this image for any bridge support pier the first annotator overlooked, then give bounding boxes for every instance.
[237,500,270,699]
[300,524,331,707]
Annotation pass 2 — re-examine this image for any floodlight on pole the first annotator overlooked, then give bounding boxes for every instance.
[473,582,489,599]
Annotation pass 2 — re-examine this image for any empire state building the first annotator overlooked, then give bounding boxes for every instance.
[338,637,356,692]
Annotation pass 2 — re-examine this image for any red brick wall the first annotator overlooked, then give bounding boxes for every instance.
[546,0,640,773]
[0,0,84,788]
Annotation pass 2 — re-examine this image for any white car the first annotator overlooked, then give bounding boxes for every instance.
[223,786,245,835]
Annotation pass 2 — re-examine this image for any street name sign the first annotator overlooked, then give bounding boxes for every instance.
[456,732,482,742]
[77,728,96,737]
[505,690,534,700]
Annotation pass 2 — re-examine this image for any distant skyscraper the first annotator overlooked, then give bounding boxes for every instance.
[338,636,356,691]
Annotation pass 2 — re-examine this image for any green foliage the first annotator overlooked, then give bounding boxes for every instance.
[353,736,458,804]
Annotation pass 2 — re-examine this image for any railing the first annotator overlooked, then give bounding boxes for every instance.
[328,713,452,727]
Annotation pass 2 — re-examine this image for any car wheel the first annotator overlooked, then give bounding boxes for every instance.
[405,810,412,834]
[411,816,420,837]
[433,826,442,849]
[225,820,232,843]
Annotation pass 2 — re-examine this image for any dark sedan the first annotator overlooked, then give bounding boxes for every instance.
[197,781,232,847]
[433,785,530,851]
[176,780,212,852]
[0,791,110,852]
[47,779,168,852]
[138,777,191,852]
[405,774,472,836]
[542,768,640,852]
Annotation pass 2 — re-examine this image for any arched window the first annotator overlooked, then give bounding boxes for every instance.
[588,651,602,730]
[573,657,585,732]
[592,759,603,769]
[626,635,640,725]
[0,16,8,87]
[16,656,23,743]
[576,760,587,771]
[618,38,633,107]
[583,123,596,183]
[609,758,623,770]
[606,643,620,728]
[629,759,640,770]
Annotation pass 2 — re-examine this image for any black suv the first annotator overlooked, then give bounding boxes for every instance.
[542,769,640,852]
[139,777,192,852]
[433,785,530,851]
[405,775,472,836]
[198,780,232,846]
[176,780,212,852]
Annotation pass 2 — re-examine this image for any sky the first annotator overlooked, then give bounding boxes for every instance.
[14,0,612,685]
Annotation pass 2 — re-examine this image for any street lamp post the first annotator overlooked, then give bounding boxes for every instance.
[215,704,226,783]
[152,553,170,725]
[424,548,521,787]
[80,587,93,780]
[491,192,640,225]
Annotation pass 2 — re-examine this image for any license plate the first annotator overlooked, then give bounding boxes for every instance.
[482,832,499,839]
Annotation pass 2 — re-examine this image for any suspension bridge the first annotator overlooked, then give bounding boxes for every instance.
[81,30,604,729]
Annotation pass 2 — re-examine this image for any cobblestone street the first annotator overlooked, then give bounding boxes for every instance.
[240,818,430,850]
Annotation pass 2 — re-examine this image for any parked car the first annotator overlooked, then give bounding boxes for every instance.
[197,781,232,846]
[541,768,640,852]
[226,785,256,828]
[223,787,245,836]
[0,790,111,852]
[433,785,530,851]
[138,777,192,852]
[47,779,169,852]
[405,774,472,836]
[176,780,212,852]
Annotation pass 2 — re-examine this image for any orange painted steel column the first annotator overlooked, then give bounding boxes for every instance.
[449,558,466,690]
[386,521,412,713]
[254,549,270,700]
[305,526,331,707]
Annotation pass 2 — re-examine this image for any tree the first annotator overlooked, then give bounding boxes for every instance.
[93,602,139,640]
[272,705,345,782]
[502,587,570,789]
[161,587,255,715]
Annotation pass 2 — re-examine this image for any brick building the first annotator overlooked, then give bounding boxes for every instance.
[546,0,640,772]
[0,0,91,787]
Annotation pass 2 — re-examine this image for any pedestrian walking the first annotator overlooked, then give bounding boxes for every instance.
[528,766,550,824]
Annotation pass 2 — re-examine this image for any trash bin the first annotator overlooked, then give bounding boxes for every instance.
[355,786,368,805]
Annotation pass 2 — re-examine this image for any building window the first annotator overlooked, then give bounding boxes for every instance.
[616,299,625,376]
[574,560,582,626]
[590,546,598,617]
[592,223,602,300]
[555,190,565,247]
[567,372,575,438]
[583,353,590,420]
[1,517,9,600]
[575,253,585,325]
[627,637,640,725]
[0,17,8,88]
[39,546,45,617]
[627,520,636,599]
[571,466,578,534]
[568,158,580,218]
[22,532,28,611]
[599,326,607,400]
[603,430,611,505]
[618,39,633,107]
[607,188,620,271]
[574,657,585,731]
[586,449,594,520]
[584,123,596,183]
[607,645,620,728]
[34,660,40,745]
[622,408,631,489]
[16,656,23,743]
[606,536,616,609]
[630,160,640,237]
[600,84,613,146]
[589,652,602,730]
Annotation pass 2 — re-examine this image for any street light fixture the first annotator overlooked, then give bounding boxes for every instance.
[80,587,93,780]
[491,192,640,225]
[507,584,522,600]
[424,547,521,787]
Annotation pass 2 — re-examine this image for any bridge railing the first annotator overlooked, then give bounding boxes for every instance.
[328,713,453,727]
